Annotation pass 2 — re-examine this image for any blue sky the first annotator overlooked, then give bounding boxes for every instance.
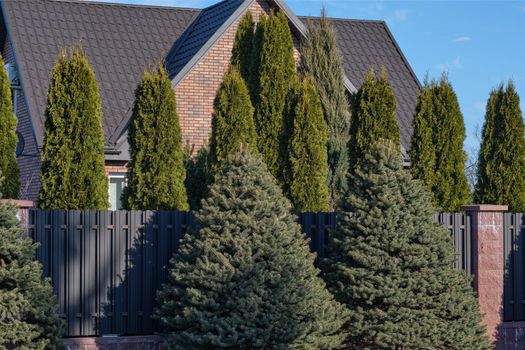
[94,0,525,153]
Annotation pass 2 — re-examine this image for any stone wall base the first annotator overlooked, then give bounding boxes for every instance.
[63,335,163,350]
[496,322,525,350]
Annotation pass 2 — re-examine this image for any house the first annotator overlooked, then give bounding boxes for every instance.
[0,0,421,209]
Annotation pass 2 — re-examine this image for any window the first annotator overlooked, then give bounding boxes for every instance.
[108,173,127,210]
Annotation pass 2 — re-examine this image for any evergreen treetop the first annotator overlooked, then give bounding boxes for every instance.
[156,150,348,350]
[349,66,399,171]
[231,11,255,86]
[124,66,188,210]
[300,11,351,209]
[324,142,490,349]
[0,203,64,349]
[39,47,108,209]
[209,66,257,177]
[0,55,19,199]
[474,81,525,211]
[289,76,330,212]
[410,74,470,211]
[253,10,296,184]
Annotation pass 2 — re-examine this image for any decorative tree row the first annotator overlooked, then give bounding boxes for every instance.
[410,74,470,211]
[324,142,490,349]
[156,150,348,349]
[0,55,19,198]
[123,67,188,210]
[300,11,351,209]
[475,81,525,211]
[39,48,108,209]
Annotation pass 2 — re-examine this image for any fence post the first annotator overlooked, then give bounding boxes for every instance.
[0,199,36,230]
[462,204,508,344]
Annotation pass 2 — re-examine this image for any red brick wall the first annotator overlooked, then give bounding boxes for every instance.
[3,39,42,201]
[105,162,128,176]
[175,0,301,151]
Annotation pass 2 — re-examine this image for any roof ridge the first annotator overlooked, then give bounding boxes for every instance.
[299,15,386,24]
[49,0,201,12]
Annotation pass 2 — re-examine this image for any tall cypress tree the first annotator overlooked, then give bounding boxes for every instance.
[0,55,19,198]
[475,82,525,211]
[348,67,399,171]
[410,75,470,211]
[300,11,351,209]
[156,150,348,350]
[324,142,490,349]
[39,48,108,209]
[209,66,257,177]
[124,67,188,210]
[254,10,296,184]
[289,76,329,212]
[0,203,64,349]
[231,11,254,86]
[184,146,210,211]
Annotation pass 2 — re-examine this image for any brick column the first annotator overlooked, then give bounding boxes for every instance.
[462,204,508,344]
[0,199,35,229]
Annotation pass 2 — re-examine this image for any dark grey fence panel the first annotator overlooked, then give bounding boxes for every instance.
[29,210,470,337]
[504,213,525,322]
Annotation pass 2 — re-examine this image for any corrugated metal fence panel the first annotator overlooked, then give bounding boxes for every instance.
[29,210,470,337]
[504,213,525,322]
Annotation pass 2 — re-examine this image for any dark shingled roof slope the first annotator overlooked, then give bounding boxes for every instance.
[300,17,421,152]
[166,0,245,81]
[0,0,199,147]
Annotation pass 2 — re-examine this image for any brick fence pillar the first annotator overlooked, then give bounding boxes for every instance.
[0,199,35,229]
[462,204,508,344]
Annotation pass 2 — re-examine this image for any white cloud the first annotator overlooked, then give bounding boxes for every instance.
[438,57,463,72]
[452,36,471,43]
[391,9,409,22]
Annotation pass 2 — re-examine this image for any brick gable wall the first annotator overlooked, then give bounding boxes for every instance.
[3,39,42,201]
[175,0,301,152]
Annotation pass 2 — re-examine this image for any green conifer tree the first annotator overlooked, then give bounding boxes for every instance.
[0,55,19,198]
[249,15,266,104]
[184,145,210,211]
[39,48,108,209]
[0,203,64,349]
[124,67,188,210]
[348,67,399,171]
[231,11,254,86]
[289,76,329,212]
[254,10,296,184]
[300,11,351,209]
[324,142,490,349]
[475,82,525,211]
[209,66,257,176]
[410,75,470,211]
[156,150,348,350]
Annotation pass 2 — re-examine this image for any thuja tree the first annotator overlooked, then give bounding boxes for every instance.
[156,150,348,350]
[231,11,254,87]
[410,75,470,211]
[324,142,490,350]
[0,55,19,198]
[209,66,257,177]
[184,146,210,211]
[289,76,329,212]
[39,48,108,209]
[124,67,188,210]
[254,10,296,184]
[475,82,525,211]
[348,67,399,171]
[0,203,64,349]
[300,11,350,209]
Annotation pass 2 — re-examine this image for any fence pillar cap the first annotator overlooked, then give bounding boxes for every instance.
[0,199,35,209]
[461,204,508,212]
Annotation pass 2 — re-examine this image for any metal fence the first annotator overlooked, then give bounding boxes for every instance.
[504,213,525,322]
[28,210,471,337]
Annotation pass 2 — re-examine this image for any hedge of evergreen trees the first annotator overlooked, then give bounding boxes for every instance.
[39,48,108,210]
